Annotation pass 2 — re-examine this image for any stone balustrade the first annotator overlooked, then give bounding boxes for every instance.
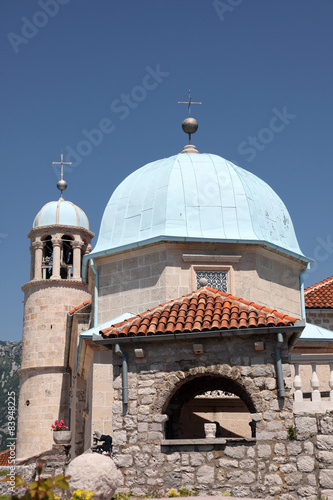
[291,354,333,412]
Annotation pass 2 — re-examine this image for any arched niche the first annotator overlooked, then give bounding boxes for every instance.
[163,374,257,440]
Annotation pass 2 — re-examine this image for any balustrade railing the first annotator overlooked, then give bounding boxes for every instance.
[291,354,333,412]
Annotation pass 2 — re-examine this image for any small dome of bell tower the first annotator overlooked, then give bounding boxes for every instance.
[29,196,93,282]
[28,154,93,283]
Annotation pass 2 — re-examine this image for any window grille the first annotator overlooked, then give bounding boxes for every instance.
[196,270,227,292]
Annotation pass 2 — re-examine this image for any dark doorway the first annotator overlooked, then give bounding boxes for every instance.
[164,375,256,439]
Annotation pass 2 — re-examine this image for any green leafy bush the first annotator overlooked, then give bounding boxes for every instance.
[1,462,70,500]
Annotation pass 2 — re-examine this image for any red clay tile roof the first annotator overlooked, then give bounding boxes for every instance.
[0,448,10,466]
[305,276,333,308]
[100,287,298,338]
[69,299,92,315]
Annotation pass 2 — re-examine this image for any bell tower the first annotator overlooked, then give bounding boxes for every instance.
[17,156,94,460]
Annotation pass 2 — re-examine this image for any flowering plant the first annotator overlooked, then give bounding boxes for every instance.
[71,489,95,500]
[51,419,68,431]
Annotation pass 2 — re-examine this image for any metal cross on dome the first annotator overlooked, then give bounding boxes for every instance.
[52,152,72,197]
[52,152,72,181]
[178,90,202,117]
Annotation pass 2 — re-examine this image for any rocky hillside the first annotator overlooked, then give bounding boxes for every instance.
[0,341,22,452]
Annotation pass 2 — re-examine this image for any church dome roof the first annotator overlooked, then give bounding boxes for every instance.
[33,198,89,230]
[91,152,306,261]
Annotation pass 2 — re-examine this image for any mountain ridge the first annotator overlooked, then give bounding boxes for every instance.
[0,340,22,452]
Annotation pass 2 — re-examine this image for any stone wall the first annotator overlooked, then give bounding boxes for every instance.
[3,414,333,499]
[17,281,91,460]
[306,309,333,331]
[112,410,333,499]
[21,281,90,369]
[295,411,333,498]
[0,446,68,497]
[96,241,303,325]
[109,335,293,497]
[103,335,333,498]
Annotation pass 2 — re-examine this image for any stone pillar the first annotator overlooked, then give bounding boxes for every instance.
[29,245,34,281]
[72,240,83,280]
[51,237,62,280]
[91,350,113,443]
[311,364,321,402]
[33,241,43,280]
[330,363,333,402]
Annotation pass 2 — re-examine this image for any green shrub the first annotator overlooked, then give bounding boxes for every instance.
[1,462,70,500]
[288,425,296,440]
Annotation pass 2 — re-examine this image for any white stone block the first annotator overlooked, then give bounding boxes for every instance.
[296,455,315,472]
[66,453,122,499]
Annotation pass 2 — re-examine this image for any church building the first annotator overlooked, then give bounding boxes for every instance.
[16,105,333,498]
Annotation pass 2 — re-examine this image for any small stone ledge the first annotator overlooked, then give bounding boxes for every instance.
[161,438,227,446]
[161,438,256,446]
[182,253,242,263]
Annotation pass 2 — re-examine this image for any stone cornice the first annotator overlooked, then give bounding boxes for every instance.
[18,365,66,376]
[28,224,94,239]
[21,278,88,293]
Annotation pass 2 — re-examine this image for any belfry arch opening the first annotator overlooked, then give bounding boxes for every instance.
[60,235,73,279]
[164,375,256,439]
[42,235,53,279]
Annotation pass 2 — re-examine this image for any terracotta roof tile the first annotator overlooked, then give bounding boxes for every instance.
[69,299,92,315]
[100,287,298,339]
[305,276,333,309]
[0,448,10,466]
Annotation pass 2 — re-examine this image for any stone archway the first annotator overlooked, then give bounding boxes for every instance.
[163,371,259,439]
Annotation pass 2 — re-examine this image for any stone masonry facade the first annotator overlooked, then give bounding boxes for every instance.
[96,241,303,325]
[113,411,333,499]
[109,334,333,499]
[306,309,333,332]
[17,281,91,459]
[108,335,325,498]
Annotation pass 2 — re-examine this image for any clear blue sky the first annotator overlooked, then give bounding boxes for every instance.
[1,1,332,341]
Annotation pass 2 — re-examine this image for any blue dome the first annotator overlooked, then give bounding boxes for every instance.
[33,198,89,230]
[91,153,306,260]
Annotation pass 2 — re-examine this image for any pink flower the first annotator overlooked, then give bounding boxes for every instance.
[50,419,69,431]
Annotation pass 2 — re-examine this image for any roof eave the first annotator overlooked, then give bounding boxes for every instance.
[93,322,305,347]
[305,307,333,310]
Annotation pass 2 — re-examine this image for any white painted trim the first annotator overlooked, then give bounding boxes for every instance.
[291,354,333,364]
